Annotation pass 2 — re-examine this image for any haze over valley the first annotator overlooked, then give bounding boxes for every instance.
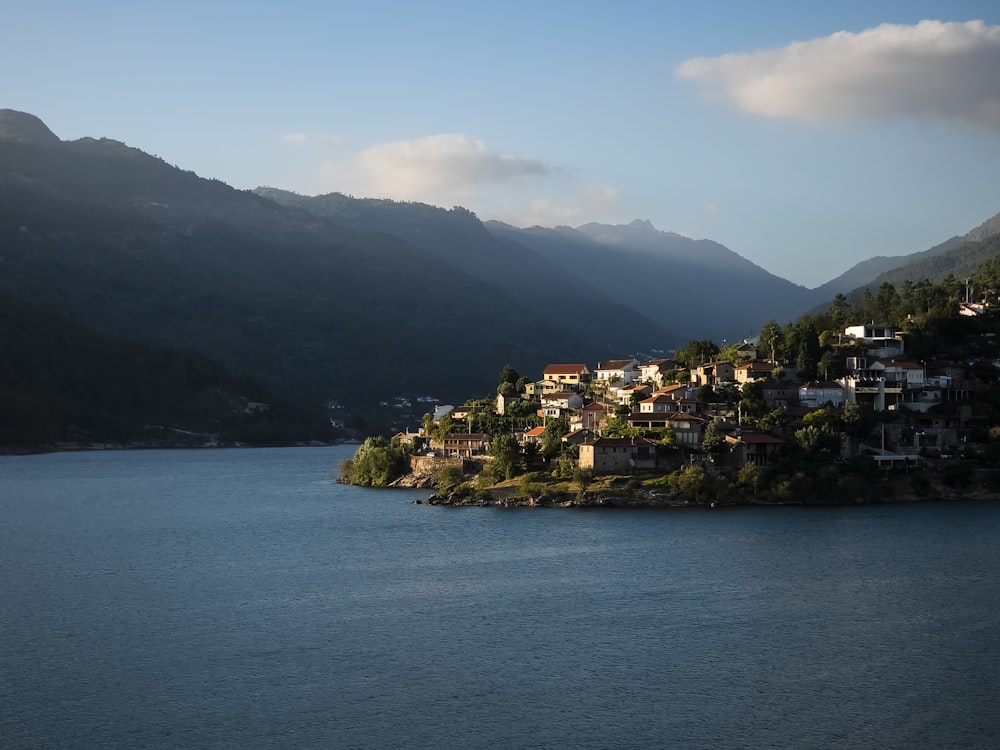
[2,106,998,444]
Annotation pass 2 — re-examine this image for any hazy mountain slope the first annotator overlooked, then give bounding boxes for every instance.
[812,211,1000,301]
[486,220,816,341]
[811,236,968,300]
[861,233,1000,292]
[254,188,674,349]
[0,110,622,412]
[965,210,1000,242]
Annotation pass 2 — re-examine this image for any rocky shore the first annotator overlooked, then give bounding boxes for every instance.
[412,480,999,509]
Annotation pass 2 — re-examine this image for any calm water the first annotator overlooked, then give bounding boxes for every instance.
[1,446,999,749]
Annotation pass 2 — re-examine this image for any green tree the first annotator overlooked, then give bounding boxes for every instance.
[675,339,720,368]
[719,343,742,366]
[497,364,521,395]
[695,383,715,405]
[489,433,522,480]
[828,293,851,330]
[541,415,569,458]
[437,463,463,491]
[738,463,762,495]
[573,465,594,492]
[343,436,408,487]
[701,420,726,454]
[436,412,453,442]
[758,320,782,363]
[668,465,710,501]
[793,322,821,381]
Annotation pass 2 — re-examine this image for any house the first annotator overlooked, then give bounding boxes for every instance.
[762,382,800,410]
[839,359,926,412]
[574,401,608,432]
[595,358,640,386]
[959,302,989,317]
[734,361,776,384]
[495,391,522,416]
[639,393,681,413]
[799,380,846,408]
[663,413,707,447]
[844,323,904,358]
[562,428,595,446]
[627,412,705,447]
[578,437,658,474]
[615,383,653,406]
[639,358,679,385]
[870,359,926,388]
[641,390,699,414]
[736,342,758,360]
[541,390,584,411]
[543,364,592,392]
[450,404,485,422]
[433,404,455,421]
[442,433,490,458]
[724,431,785,467]
[690,360,736,387]
[538,390,583,419]
[521,425,547,446]
[524,379,560,397]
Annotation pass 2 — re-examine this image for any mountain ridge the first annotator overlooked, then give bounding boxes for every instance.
[3,108,998,425]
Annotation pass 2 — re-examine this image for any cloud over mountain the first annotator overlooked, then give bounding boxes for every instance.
[676,20,1000,129]
[326,133,549,202]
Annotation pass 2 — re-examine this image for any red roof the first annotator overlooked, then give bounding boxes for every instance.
[544,364,590,375]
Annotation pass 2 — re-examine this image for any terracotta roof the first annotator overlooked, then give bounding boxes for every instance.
[544,364,590,375]
[524,426,547,437]
[656,384,687,394]
[641,394,676,403]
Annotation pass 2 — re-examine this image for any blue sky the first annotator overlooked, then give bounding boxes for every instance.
[4,1,999,287]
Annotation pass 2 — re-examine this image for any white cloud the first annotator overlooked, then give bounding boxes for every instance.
[279,132,343,145]
[491,183,625,227]
[676,20,1000,128]
[348,133,549,201]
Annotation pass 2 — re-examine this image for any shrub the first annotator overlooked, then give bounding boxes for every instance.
[437,463,463,491]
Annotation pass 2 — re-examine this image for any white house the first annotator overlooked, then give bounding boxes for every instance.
[595,358,640,386]
[799,380,845,408]
[844,323,904,358]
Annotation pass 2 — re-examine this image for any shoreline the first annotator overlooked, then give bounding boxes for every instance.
[408,472,1000,508]
[415,488,1000,509]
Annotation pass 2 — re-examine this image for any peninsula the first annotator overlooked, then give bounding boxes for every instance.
[341,268,1000,507]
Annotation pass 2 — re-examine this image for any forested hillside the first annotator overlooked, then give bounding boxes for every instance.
[0,293,321,450]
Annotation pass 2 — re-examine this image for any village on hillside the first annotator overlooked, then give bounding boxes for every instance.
[359,317,995,500]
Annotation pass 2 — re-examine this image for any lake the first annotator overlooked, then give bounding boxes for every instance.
[2,445,999,749]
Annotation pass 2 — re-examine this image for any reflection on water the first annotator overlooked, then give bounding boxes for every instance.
[2,446,999,749]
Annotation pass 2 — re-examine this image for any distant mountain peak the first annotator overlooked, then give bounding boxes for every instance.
[628,218,656,230]
[0,109,60,146]
[965,210,1000,242]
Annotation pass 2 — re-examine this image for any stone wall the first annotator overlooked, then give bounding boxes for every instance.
[409,455,463,478]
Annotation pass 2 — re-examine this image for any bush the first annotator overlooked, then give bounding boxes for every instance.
[344,437,407,487]
[437,463,463,491]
